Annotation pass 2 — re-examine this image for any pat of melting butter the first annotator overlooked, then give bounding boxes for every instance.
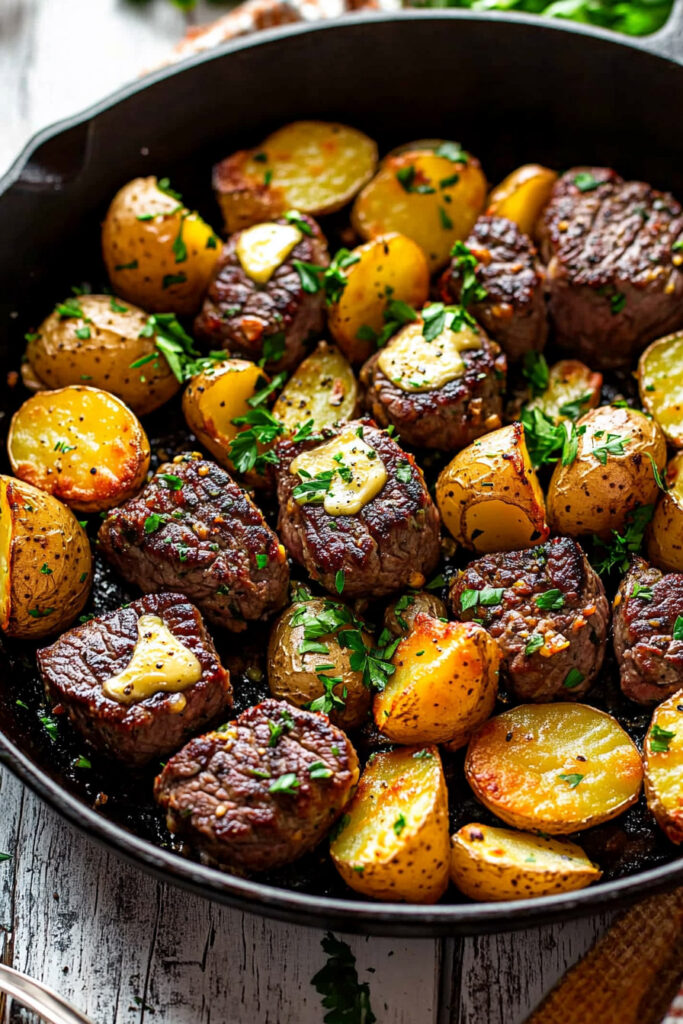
[102,614,202,705]
[290,426,387,516]
[235,222,303,284]
[377,322,481,392]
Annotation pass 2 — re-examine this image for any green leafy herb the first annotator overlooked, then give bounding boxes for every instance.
[309,761,334,780]
[413,749,434,760]
[525,634,545,656]
[311,932,376,1024]
[593,504,654,576]
[157,176,183,202]
[435,141,468,163]
[55,299,84,319]
[630,582,653,601]
[650,723,676,753]
[323,249,362,305]
[610,291,626,315]
[559,392,592,420]
[284,209,313,236]
[393,814,407,836]
[40,714,59,741]
[269,772,300,795]
[28,607,55,619]
[293,259,326,294]
[109,297,128,313]
[439,205,454,230]
[421,301,476,343]
[535,589,565,611]
[144,513,166,534]
[115,260,138,271]
[335,569,345,594]
[256,553,269,569]
[53,440,76,454]
[573,171,604,192]
[267,709,294,747]
[673,616,683,641]
[0,853,12,864]
[522,352,550,398]
[260,332,286,366]
[396,460,412,484]
[157,473,183,491]
[162,272,187,289]
[647,453,668,492]
[520,407,567,467]
[558,773,584,788]
[172,214,188,263]
[75,325,91,340]
[138,312,222,383]
[74,755,92,769]
[591,432,629,465]
[563,668,585,690]
[396,165,435,194]
[40,563,53,575]
[451,240,487,307]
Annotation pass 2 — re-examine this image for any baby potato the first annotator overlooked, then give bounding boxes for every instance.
[102,176,222,314]
[547,405,667,540]
[267,596,372,729]
[643,689,683,844]
[213,121,378,234]
[24,294,180,416]
[374,615,500,749]
[326,234,430,364]
[466,703,643,834]
[8,386,150,513]
[436,422,549,552]
[0,476,91,639]
[272,342,358,434]
[383,590,447,638]
[525,359,602,424]
[486,164,558,237]
[648,453,683,572]
[330,745,450,903]
[638,332,683,447]
[352,147,487,272]
[450,823,601,901]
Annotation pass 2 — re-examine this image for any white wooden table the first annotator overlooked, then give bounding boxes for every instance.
[0,2,627,1020]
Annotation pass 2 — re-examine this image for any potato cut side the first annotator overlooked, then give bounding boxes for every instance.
[8,386,150,513]
[374,615,499,748]
[486,164,558,237]
[330,745,450,903]
[326,233,430,364]
[644,689,683,844]
[436,422,549,552]
[526,359,602,425]
[272,342,358,434]
[450,823,601,901]
[182,358,267,470]
[465,703,643,834]
[639,332,683,448]
[648,453,683,572]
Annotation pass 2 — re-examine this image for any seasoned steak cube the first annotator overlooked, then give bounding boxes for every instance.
[98,453,289,632]
[613,558,683,704]
[441,216,548,362]
[539,168,683,369]
[154,698,359,872]
[449,537,609,701]
[37,592,231,766]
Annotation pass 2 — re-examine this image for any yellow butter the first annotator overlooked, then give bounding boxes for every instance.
[103,614,202,704]
[235,222,303,284]
[290,426,387,516]
[378,321,481,392]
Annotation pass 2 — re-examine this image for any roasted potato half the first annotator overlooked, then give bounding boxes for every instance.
[213,121,378,233]
[272,342,358,434]
[547,405,667,540]
[330,745,450,903]
[0,476,91,639]
[643,688,683,844]
[436,422,549,552]
[23,294,180,416]
[352,147,487,272]
[639,332,683,448]
[267,596,372,729]
[102,176,222,314]
[374,615,500,749]
[486,164,558,237]
[8,386,150,513]
[525,359,602,424]
[383,590,447,638]
[648,452,683,572]
[450,823,601,901]
[465,703,643,834]
[326,233,430,363]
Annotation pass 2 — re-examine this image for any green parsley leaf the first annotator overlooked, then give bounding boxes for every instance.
[293,259,325,294]
[592,504,654,576]
[451,241,487,307]
[268,772,300,795]
[673,616,683,641]
[55,299,84,319]
[109,297,128,313]
[311,933,376,1024]
[144,513,166,534]
[631,582,653,601]
[396,165,435,194]
[610,291,626,315]
[40,714,59,741]
[309,761,334,780]
[74,755,92,769]
[115,260,138,271]
[256,553,269,569]
[573,171,604,192]
[435,141,468,163]
[396,460,412,484]
[559,392,593,420]
[439,205,454,230]
[591,432,629,464]
[157,176,183,202]
[535,589,565,611]
[524,634,545,656]
[335,569,345,594]
[284,210,313,236]
[558,772,584,788]
[39,563,53,575]
[267,709,294,747]
[563,668,585,689]
[650,723,676,753]
[0,853,12,863]
[75,325,91,340]
[647,453,668,492]
[393,814,407,836]
[162,272,187,289]
[172,214,188,263]
[522,352,550,398]
[157,473,184,491]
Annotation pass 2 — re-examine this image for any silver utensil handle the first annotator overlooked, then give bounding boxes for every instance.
[0,964,94,1024]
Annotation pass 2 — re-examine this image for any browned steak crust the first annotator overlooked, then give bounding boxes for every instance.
[449,537,609,701]
[275,418,441,598]
[154,698,358,872]
[613,557,683,704]
[194,214,329,371]
[37,592,231,766]
[539,167,683,369]
[98,454,289,631]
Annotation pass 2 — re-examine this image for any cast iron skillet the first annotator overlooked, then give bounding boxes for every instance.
[2,10,683,938]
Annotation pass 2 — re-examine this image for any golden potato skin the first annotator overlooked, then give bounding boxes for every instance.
[272,342,358,434]
[8,386,150,513]
[0,476,91,639]
[648,453,683,572]
[486,164,558,237]
[525,359,602,424]
[466,703,643,834]
[450,823,601,901]
[326,233,430,364]
[547,405,667,540]
[267,597,372,729]
[436,422,549,552]
[639,332,683,448]
[374,615,500,748]
[102,176,221,314]
[383,590,447,637]
[330,745,450,903]
[25,294,180,416]
[643,688,683,844]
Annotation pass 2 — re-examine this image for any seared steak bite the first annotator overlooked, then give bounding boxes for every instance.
[98,453,289,632]
[37,592,231,766]
[613,558,683,704]
[449,537,609,701]
[539,168,683,369]
[154,698,359,872]
[441,216,548,362]
[194,214,329,371]
[360,319,506,450]
[275,418,441,598]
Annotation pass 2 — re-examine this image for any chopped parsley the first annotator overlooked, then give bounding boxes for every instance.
[591,431,629,465]
[535,589,565,610]
[28,607,55,619]
[143,513,166,534]
[439,205,454,230]
[162,272,187,289]
[268,773,300,795]
[115,260,138,271]
[311,933,376,1024]
[75,325,91,340]
[563,668,585,690]
[435,141,468,163]
[573,171,604,192]
[421,301,476,343]
[673,616,683,641]
[647,453,668,492]
[559,392,593,420]
[413,749,434,760]
[157,473,183,491]
[460,587,504,611]
[0,853,12,864]
[592,504,654,576]
[309,761,334,780]
[451,240,487,307]
[524,634,545,656]
[53,440,76,453]
[284,209,313,235]
[267,709,294,747]
[630,582,653,601]
[138,312,223,383]
[522,351,550,398]
[260,332,286,366]
[393,814,407,836]
[157,176,183,201]
[293,259,325,294]
[109,297,128,313]
[40,714,59,741]
[74,755,92,769]
[228,406,283,475]
[651,724,676,753]
[396,165,435,194]
[172,214,188,263]
[55,299,85,319]
[558,773,584,788]
[396,460,412,484]
[335,569,345,594]
[610,291,626,315]
[39,563,53,575]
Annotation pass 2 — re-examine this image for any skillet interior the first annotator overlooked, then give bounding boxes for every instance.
[2,12,683,936]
